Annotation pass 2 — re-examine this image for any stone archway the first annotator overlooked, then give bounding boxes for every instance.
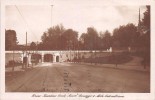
[53,52,60,63]
[56,56,59,62]
[44,54,53,62]
[31,53,41,64]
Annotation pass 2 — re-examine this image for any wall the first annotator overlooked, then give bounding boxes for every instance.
[5,50,110,65]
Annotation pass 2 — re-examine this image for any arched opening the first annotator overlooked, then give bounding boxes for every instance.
[56,56,59,62]
[31,54,41,64]
[44,54,53,62]
[23,56,28,64]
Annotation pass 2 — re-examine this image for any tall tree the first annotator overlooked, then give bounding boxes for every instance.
[87,27,99,50]
[102,30,112,49]
[142,6,150,31]
[5,29,17,50]
[112,23,139,48]
[61,29,78,50]
[30,42,37,50]
[79,33,87,50]
[79,27,99,50]
[41,24,65,50]
[137,6,150,49]
[140,6,150,67]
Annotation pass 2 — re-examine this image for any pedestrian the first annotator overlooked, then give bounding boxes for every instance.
[23,57,27,69]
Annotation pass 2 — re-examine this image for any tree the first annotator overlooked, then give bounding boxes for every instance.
[61,29,78,50]
[79,33,87,50]
[41,24,65,50]
[30,42,37,50]
[79,27,99,50]
[5,29,17,50]
[142,6,150,30]
[41,24,79,50]
[142,6,150,46]
[140,6,150,67]
[112,23,139,48]
[87,27,99,50]
[102,30,112,49]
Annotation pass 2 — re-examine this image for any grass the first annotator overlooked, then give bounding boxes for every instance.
[81,52,132,64]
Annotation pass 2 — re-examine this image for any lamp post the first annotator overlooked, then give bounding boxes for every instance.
[25,32,28,69]
[51,5,53,28]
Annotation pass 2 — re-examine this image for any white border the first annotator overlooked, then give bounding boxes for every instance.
[1,0,155,100]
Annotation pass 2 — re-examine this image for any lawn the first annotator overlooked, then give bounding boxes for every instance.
[81,52,133,64]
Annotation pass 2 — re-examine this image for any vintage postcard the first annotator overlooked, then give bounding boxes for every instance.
[1,0,155,100]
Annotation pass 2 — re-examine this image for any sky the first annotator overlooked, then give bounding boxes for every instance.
[5,0,147,44]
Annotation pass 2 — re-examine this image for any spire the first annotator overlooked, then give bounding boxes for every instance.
[137,8,141,33]
[138,8,141,26]
[137,8,143,35]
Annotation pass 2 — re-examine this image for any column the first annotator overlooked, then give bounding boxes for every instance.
[53,55,56,63]
[41,53,44,63]
[109,47,112,53]
[28,54,32,65]
[21,53,24,63]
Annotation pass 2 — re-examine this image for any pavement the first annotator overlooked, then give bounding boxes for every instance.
[5,65,33,73]
[5,63,41,73]
[5,62,150,92]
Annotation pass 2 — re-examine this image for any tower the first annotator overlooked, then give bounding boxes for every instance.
[137,8,142,35]
[138,8,141,26]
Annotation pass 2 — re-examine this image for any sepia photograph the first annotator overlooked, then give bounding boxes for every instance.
[5,3,151,93]
[1,0,155,99]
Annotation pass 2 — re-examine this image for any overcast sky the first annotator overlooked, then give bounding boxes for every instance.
[5,1,147,44]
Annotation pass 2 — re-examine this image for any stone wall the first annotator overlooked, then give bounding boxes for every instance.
[5,50,110,65]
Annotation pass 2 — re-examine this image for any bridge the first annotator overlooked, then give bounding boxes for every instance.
[5,50,111,65]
